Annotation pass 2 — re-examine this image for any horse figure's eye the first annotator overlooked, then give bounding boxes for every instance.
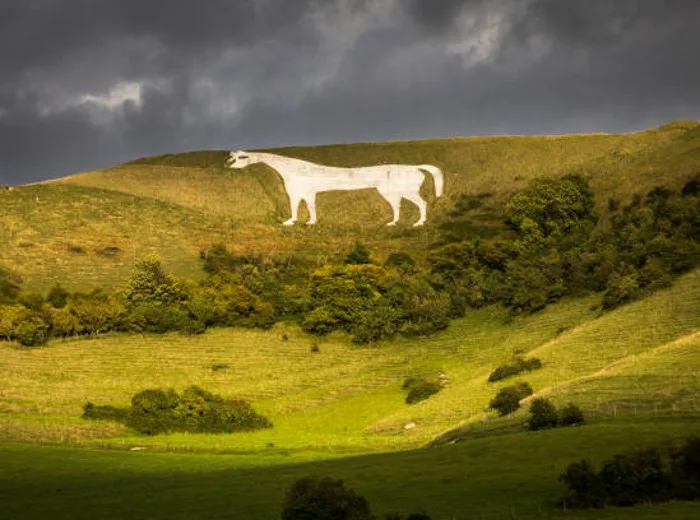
[238,155,249,160]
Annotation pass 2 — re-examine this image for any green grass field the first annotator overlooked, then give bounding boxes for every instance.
[2,417,699,519]
[1,269,699,517]
[1,122,699,518]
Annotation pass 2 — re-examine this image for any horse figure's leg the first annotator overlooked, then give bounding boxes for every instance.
[305,193,318,225]
[378,189,402,226]
[404,192,428,226]
[283,193,301,226]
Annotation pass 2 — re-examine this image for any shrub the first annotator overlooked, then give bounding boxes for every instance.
[669,436,700,499]
[489,382,533,416]
[404,378,442,405]
[602,271,640,310]
[599,449,672,506]
[488,355,543,382]
[14,315,50,346]
[46,284,69,308]
[559,439,700,508]
[0,265,22,304]
[83,386,272,436]
[559,460,606,508]
[281,476,373,520]
[527,398,558,431]
[344,241,373,265]
[558,403,585,426]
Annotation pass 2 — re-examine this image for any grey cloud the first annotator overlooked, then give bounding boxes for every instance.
[0,0,699,185]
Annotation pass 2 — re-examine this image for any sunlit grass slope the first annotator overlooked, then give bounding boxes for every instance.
[2,120,698,292]
[2,268,698,456]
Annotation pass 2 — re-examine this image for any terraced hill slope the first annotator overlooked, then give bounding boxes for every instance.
[1,120,699,292]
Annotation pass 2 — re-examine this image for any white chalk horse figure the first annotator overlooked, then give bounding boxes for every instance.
[226,150,443,226]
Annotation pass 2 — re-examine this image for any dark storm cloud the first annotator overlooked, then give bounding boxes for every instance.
[0,0,699,185]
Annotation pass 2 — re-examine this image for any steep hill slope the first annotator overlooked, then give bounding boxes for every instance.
[1,268,698,454]
[1,120,699,293]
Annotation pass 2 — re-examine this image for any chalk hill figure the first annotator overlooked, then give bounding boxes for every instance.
[226,150,443,226]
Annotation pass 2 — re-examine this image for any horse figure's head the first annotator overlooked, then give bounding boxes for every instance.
[226,150,256,169]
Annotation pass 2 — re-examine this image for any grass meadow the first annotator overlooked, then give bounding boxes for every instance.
[1,121,699,518]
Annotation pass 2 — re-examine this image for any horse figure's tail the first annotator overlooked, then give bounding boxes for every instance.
[418,165,443,198]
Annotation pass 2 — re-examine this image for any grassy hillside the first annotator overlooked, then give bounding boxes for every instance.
[2,268,698,456]
[1,120,699,292]
[2,417,700,519]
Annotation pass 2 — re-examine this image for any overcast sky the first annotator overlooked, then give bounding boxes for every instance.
[1,0,699,185]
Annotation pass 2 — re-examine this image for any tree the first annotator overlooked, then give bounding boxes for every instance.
[527,398,558,431]
[489,382,533,416]
[344,241,373,265]
[0,265,22,304]
[281,476,373,520]
[123,254,186,307]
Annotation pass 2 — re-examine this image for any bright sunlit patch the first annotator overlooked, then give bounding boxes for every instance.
[78,81,144,110]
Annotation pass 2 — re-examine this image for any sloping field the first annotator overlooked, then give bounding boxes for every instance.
[1,269,698,456]
[2,120,699,292]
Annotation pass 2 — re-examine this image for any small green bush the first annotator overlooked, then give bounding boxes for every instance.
[488,355,543,382]
[14,316,50,346]
[558,403,585,426]
[527,397,558,431]
[46,284,69,308]
[489,382,533,416]
[404,378,442,405]
[281,476,373,520]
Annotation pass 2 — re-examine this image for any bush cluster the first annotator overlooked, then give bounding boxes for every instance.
[83,385,272,435]
[429,175,700,315]
[402,377,442,405]
[526,398,584,431]
[488,355,542,382]
[559,436,700,508]
[281,476,431,520]
[488,382,533,416]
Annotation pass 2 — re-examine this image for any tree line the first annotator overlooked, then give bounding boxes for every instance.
[0,173,698,346]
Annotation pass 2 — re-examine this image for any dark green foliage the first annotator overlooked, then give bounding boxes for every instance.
[201,243,240,274]
[488,355,542,382]
[384,252,415,269]
[560,436,700,508]
[0,265,22,304]
[83,386,272,436]
[527,398,558,431]
[431,175,700,316]
[13,315,50,346]
[403,377,442,405]
[599,449,673,506]
[281,476,373,520]
[489,382,533,416]
[46,284,69,309]
[344,241,373,265]
[124,254,187,307]
[351,305,403,344]
[559,460,607,508]
[681,177,700,196]
[670,436,700,499]
[505,173,598,240]
[82,402,129,423]
[301,263,450,343]
[558,403,585,426]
